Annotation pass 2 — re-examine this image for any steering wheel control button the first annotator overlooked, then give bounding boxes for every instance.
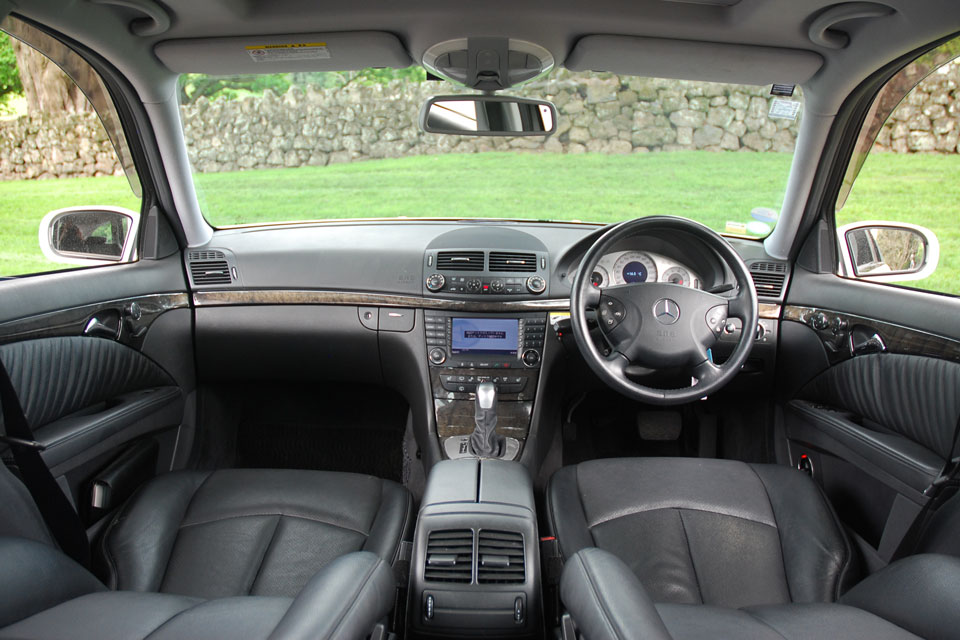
[429,348,447,365]
[705,305,728,335]
[525,275,546,294]
[599,298,626,331]
[653,298,681,325]
[425,273,445,292]
[522,349,541,367]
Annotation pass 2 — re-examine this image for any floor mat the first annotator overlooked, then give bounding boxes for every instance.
[233,383,408,482]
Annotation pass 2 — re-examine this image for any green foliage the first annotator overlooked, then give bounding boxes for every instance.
[0,33,23,97]
[178,67,426,103]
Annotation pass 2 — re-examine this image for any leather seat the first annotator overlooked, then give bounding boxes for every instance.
[547,458,854,607]
[0,463,403,639]
[561,547,960,640]
[101,468,414,598]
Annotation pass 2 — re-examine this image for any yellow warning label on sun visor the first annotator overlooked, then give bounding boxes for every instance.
[245,43,330,63]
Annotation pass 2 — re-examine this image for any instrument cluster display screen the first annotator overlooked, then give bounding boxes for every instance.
[451,317,519,355]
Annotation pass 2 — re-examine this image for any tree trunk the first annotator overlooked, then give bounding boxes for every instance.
[10,38,91,114]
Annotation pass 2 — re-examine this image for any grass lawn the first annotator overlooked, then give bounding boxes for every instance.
[1,151,958,296]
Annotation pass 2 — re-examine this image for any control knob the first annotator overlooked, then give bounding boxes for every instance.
[428,348,447,365]
[489,279,505,293]
[522,349,541,367]
[526,275,546,294]
[466,278,482,293]
[425,273,445,292]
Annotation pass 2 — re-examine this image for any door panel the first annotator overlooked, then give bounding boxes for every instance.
[779,267,960,564]
[0,255,192,520]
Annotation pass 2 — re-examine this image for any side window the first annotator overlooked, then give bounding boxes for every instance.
[835,37,960,296]
[0,16,141,277]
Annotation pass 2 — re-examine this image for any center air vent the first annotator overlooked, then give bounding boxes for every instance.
[489,251,537,272]
[189,260,232,285]
[750,262,787,298]
[437,251,485,271]
[424,529,474,583]
[477,530,525,584]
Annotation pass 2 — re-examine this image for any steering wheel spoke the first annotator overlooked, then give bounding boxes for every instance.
[691,358,723,387]
[727,288,753,321]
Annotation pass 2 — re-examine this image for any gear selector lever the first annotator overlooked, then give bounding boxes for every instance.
[469,381,503,457]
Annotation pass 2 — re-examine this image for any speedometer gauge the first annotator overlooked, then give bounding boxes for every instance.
[662,266,691,287]
[613,252,658,284]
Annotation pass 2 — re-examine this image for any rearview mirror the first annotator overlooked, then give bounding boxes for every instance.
[838,221,939,283]
[420,95,557,137]
[39,206,140,266]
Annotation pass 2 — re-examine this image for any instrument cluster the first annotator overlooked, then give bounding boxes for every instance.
[585,250,702,289]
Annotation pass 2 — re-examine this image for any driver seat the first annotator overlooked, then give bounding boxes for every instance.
[546,457,855,608]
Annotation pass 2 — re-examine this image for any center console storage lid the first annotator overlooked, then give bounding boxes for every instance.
[421,459,480,506]
[479,459,536,512]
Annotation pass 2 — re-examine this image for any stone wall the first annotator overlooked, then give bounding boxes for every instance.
[2,63,960,181]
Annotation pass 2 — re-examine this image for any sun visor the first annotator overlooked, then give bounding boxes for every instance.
[565,35,823,85]
[155,32,412,74]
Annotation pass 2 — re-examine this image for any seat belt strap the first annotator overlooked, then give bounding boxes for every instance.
[0,356,90,567]
[890,412,960,562]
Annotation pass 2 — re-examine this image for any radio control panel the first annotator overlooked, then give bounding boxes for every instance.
[424,311,547,370]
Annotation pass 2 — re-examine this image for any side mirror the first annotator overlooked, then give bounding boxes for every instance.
[420,95,557,137]
[39,206,139,266]
[838,221,939,283]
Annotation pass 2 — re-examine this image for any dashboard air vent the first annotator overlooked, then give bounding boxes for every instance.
[187,250,225,261]
[750,262,786,298]
[437,251,484,271]
[189,260,232,285]
[489,251,537,272]
[424,529,473,583]
[477,530,525,584]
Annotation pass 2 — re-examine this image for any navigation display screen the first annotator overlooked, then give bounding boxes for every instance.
[451,318,519,355]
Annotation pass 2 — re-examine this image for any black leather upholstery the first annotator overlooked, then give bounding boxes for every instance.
[547,458,851,607]
[102,468,413,598]
[0,543,395,640]
[562,548,951,640]
[799,353,960,460]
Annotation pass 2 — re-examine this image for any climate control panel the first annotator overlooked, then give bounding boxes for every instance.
[422,249,549,298]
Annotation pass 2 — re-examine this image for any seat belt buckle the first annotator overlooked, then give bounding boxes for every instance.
[0,434,47,452]
[924,456,960,497]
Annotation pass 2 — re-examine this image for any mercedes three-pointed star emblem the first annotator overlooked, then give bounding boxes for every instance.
[653,298,680,325]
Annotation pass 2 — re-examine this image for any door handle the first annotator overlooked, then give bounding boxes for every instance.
[84,315,122,340]
[849,325,886,357]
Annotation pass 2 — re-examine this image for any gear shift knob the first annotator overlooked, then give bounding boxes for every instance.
[470,381,502,457]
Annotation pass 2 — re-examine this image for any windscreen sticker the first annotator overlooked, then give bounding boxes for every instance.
[769,98,801,121]
[245,43,330,63]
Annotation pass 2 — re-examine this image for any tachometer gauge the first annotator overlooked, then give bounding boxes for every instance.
[662,266,691,287]
[613,252,658,284]
[590,265,609,288]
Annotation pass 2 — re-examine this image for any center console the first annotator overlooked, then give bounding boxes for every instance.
[424,311,547,460]
[408,459,541,638]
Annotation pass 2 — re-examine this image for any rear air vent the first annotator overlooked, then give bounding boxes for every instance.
[477,530,525,584]
[187,250,225,261]
[437,251,485,271]
[488,251,537,272]
[749,262,787,298]
[424,529,474,583]
[189,260,232,285]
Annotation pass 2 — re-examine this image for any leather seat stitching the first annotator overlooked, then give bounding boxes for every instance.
[327,557,383,638]
[676,510,704,605]
[178,511,369,535]
[158,472,215,590]
[577,552,623,640]
[247,514,283,595]
[589,505,778,530]
[141,598,210,639]
[746,464,793,602]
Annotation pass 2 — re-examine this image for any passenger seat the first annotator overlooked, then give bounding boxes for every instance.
[0,463,402,639]
[100,468,413,598]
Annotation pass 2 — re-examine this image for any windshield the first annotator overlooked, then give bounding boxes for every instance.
[179,68,802,237]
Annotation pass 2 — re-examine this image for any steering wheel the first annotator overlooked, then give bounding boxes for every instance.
[571,216,758,405]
